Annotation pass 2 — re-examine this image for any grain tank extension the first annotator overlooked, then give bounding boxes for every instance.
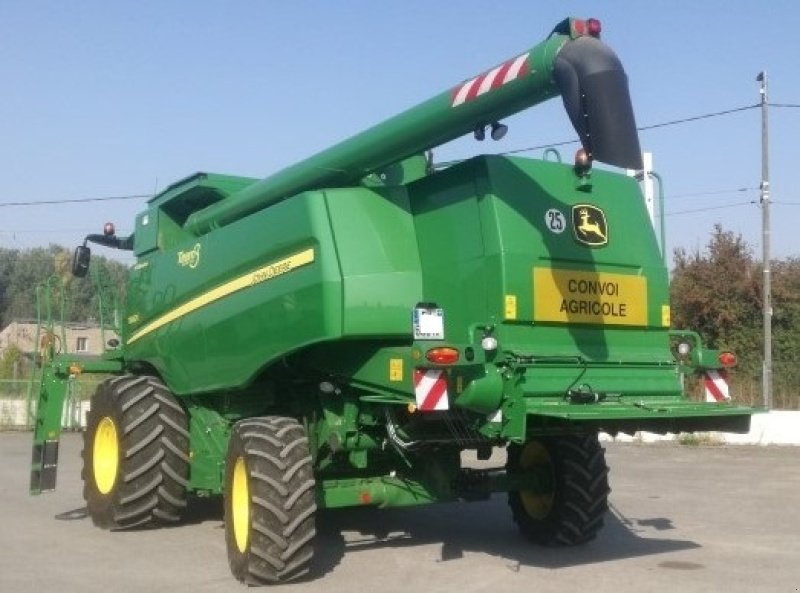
[31,18,753,585]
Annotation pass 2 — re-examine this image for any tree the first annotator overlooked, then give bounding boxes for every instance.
[0,248,18,328]
[0,245,128,329]
[670,225,762,373]
[671,226,800,407]
[0,345,23,379]
[770,257,800,404]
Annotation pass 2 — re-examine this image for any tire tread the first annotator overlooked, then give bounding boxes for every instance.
[82,375,189,530]
[225,416,316,584]
[507,433,610,546]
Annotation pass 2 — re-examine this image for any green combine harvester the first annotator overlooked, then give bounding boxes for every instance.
[31,17,752,585]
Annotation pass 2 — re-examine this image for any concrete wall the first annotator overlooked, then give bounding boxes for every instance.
[599,410,800,446]
[0,398,89,429]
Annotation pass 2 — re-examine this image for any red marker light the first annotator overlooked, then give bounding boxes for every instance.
[573,19,586,36]
[718,352,737,368]
[587,18,602,37]
[103,222,116,236]
[425,347,459,365]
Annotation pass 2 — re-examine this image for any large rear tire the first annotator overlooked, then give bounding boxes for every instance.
[82,375,190,529]
[224,416,316,584]
[507,433,609,545]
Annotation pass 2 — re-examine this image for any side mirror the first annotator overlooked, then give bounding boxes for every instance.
[72,245,91,278]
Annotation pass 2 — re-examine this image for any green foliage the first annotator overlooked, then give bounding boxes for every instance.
[0,345,24,379]
[676,432,724,446]
[671,225,800,408]
[671,225,761,371]
[0,245,128,329]
[771,258,800,359]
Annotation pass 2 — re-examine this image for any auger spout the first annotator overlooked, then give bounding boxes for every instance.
[185,17,641,235]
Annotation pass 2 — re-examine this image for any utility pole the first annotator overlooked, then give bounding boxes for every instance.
[757,71,772,409]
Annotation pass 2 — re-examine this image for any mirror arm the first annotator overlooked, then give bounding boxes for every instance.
[84,233,134,251]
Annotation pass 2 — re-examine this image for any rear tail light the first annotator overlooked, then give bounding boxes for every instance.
[425,347,459,365]
[586,18,602,37]
[571,18,602,38]
[718,352,737,368]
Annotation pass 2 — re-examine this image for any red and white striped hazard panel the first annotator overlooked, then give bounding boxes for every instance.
[704,369,731,402]
[413,369,449,411]
[451,53,530,107]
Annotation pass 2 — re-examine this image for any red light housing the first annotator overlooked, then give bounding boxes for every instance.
[586,18,602,37]
[425,347,459,365]
[718,352,737,368]
[572,19,586,36]
[103,222,116,236]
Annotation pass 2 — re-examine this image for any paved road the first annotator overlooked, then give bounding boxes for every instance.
[1,432,798,593]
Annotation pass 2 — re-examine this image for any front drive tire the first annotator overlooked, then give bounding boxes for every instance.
[82,375,190,529]
[507,433,610,545]
[225,416,317,584]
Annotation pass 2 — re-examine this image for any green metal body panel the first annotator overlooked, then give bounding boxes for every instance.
[30,354,123,494]
[125,185,423,393]
[31,18,755,508]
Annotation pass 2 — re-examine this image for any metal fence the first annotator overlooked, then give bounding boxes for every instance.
[0,376,106,429]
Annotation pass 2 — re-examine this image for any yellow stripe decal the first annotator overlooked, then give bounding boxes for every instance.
[127,248,315,344]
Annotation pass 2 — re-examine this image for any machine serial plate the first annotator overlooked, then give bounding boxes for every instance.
[413,307,444,340]
[533,268,647,326]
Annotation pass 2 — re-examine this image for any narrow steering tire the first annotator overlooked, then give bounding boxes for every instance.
[225,416,317,584]
[507,433,610,546]
[82,375,190,529]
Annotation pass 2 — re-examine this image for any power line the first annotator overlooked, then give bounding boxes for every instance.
[665,200,756,216]
[638,103,758,131]
[668,186,757,200]
[502,104,760,158]
[436,103,764,166]
[0,194,149,208]
[0,227,129,234]
[2,101,795,208]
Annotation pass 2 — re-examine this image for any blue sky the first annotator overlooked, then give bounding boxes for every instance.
[1,1,798,267]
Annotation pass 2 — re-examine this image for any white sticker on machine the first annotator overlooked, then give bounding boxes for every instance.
[413,306,444,340]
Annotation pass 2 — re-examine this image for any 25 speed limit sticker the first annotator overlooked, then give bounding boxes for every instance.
[545,208,566,234]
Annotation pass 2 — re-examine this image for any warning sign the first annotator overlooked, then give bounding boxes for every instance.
[533,268,647,326]
[704,370,731,402]
[414,369,449,411]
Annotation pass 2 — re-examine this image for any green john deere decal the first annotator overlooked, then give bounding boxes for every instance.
[177,243,202,269]
[127,247,315,344]
[572,204,608,247]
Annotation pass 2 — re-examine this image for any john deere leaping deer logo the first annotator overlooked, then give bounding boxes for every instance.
[572,204,608,247]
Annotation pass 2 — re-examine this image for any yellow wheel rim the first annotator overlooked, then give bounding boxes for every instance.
[93,417,119,495]
[231,456,250,553]
[518,440,555,520]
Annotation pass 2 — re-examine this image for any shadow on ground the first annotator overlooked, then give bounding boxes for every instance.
[56,493,697,580]
[309,494,697,579]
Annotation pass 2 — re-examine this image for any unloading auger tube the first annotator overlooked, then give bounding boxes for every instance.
[184,17,642,235]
